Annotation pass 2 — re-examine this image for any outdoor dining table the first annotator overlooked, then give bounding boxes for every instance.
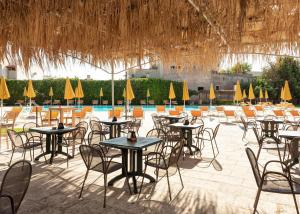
[49,106,77,126]
[278,130,300,168]
[160,115,185,124]
[99,120,131,139]
[169,122,201,155]
[256,119,284,139]
[30,126,77,164]
[101,136,161,194]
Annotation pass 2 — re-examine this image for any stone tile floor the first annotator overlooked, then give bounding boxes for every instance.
[0,110,299,213]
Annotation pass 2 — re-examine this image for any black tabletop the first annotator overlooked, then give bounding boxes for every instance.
[99,120,131,125]
[160,115,185,119]
[101,137,161,150]
[29,126,77,135]
[256,119,284,123]
[169,123,201,130]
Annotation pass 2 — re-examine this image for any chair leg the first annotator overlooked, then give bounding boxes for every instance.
[166,169,172,201]
[177,164,184,188]
[79,170,89,198]
[253,187,262,214]
[9,148,15,166]
[138,164,148,199]
[210,140,216,159]
[214,138,219,155]
[66,146,69,168]
[40,145,47,164]
[29,148,32,161]
[103,173,107,208]
[256,144,263,161]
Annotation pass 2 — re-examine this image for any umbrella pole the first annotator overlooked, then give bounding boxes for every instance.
[111,61,115,112]
[169,99,171,109]
[51,96,52,105]
[184,100,185,109]
[30,98,32,107]
[147,97,148,106]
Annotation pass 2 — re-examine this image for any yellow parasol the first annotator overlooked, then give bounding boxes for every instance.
[283,80,292,101]
[49,87,54,105]
[242,89,247,99]
[64,78,75,105]
[265,90,269,101]
[248,83,255,101]
[259,87,264,102]
[126,79,135,101]
[0,77,10,122]
[76,79,84,106]
[182,80,190,108]
[99,87,103,105]
[209,83,216,106]
[280,87,284,101]
[146,88,150,105]
[169,82,176,108]
[234,81,243,103]
[27,80,36,106]
[122,88,126,98]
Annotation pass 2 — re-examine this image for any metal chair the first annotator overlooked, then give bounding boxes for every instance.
[7,129,47,166]
[246,148,300,214]
[196,124,220,159]
[139,139,185,201]
[87,131,121,160]
[240,117,255,142]
[143,129,167,157]
[89,119,110,136]
[0,160,32,214]
[78,144,131,208]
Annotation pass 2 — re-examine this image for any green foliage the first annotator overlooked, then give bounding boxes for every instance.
[220,63,252,74]
[262,57,300,101]
[5,78,186,105]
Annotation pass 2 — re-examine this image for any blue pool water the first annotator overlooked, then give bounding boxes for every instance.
[41,105,216,112]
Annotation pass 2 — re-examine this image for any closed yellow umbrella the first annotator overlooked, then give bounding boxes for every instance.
[23,87,28,97]
[146,88,150,105]
[259,87,264,102]
[280,87,284,101]
[49,87,54,105]
[265,90,269,101]
[243,89,247,99]
[169,82,176,108]
[283,80,292,101]
[234,81,243,102]
[0,77,10,121]
[75,87,79,98]
[122,88,126,98]
[248,83,255,101]
[27,80,36,106]
[76,79,84,106]
[209,83,216,106]
[64,78,75,105]
[126,79,135,101]
[182,81,190,107]
[99,88,103,105]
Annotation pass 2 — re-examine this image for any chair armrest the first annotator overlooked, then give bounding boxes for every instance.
[0,194,15,214]
[262,171,291,183]
[145,152,168,166]
[262,160,290,178]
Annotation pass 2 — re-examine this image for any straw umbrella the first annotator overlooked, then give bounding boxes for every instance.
[283,80,292,102]
[248,83,255,103]
[0,77,10,123]
[64,78,75,106]
[76,79,84,106]
[209,83,216,106]
[182,81,190,108]
[259,87,264,103]
[234,81,243,104]
[27,80,36,107]
[99,88,103,105]
[169,82,176,108]
[265,90,269,102]
[146,88,150,105]
[49,87,54,105]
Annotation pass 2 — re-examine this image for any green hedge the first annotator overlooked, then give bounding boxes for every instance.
[6,78,189,105]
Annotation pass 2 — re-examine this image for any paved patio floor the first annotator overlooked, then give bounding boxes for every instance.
[0,110,299,213]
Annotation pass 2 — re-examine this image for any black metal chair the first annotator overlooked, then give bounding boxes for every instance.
[89,119,110,136]
[88,131,121,160]
[78,144,131,208]
[240,116,255,142]
[7,129,47,166]
[143,129,167,157]
[246,147,300,214]
[0,160,32,214]
[139,139,185,201]
[196,124,220,159]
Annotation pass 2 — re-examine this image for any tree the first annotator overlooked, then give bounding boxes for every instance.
[262,57,300,101]
[230,63,251,74]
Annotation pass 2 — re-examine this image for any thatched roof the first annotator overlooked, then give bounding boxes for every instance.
[0,0,299,70]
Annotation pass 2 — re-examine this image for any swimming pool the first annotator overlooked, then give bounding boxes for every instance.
[40,105,216,112]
